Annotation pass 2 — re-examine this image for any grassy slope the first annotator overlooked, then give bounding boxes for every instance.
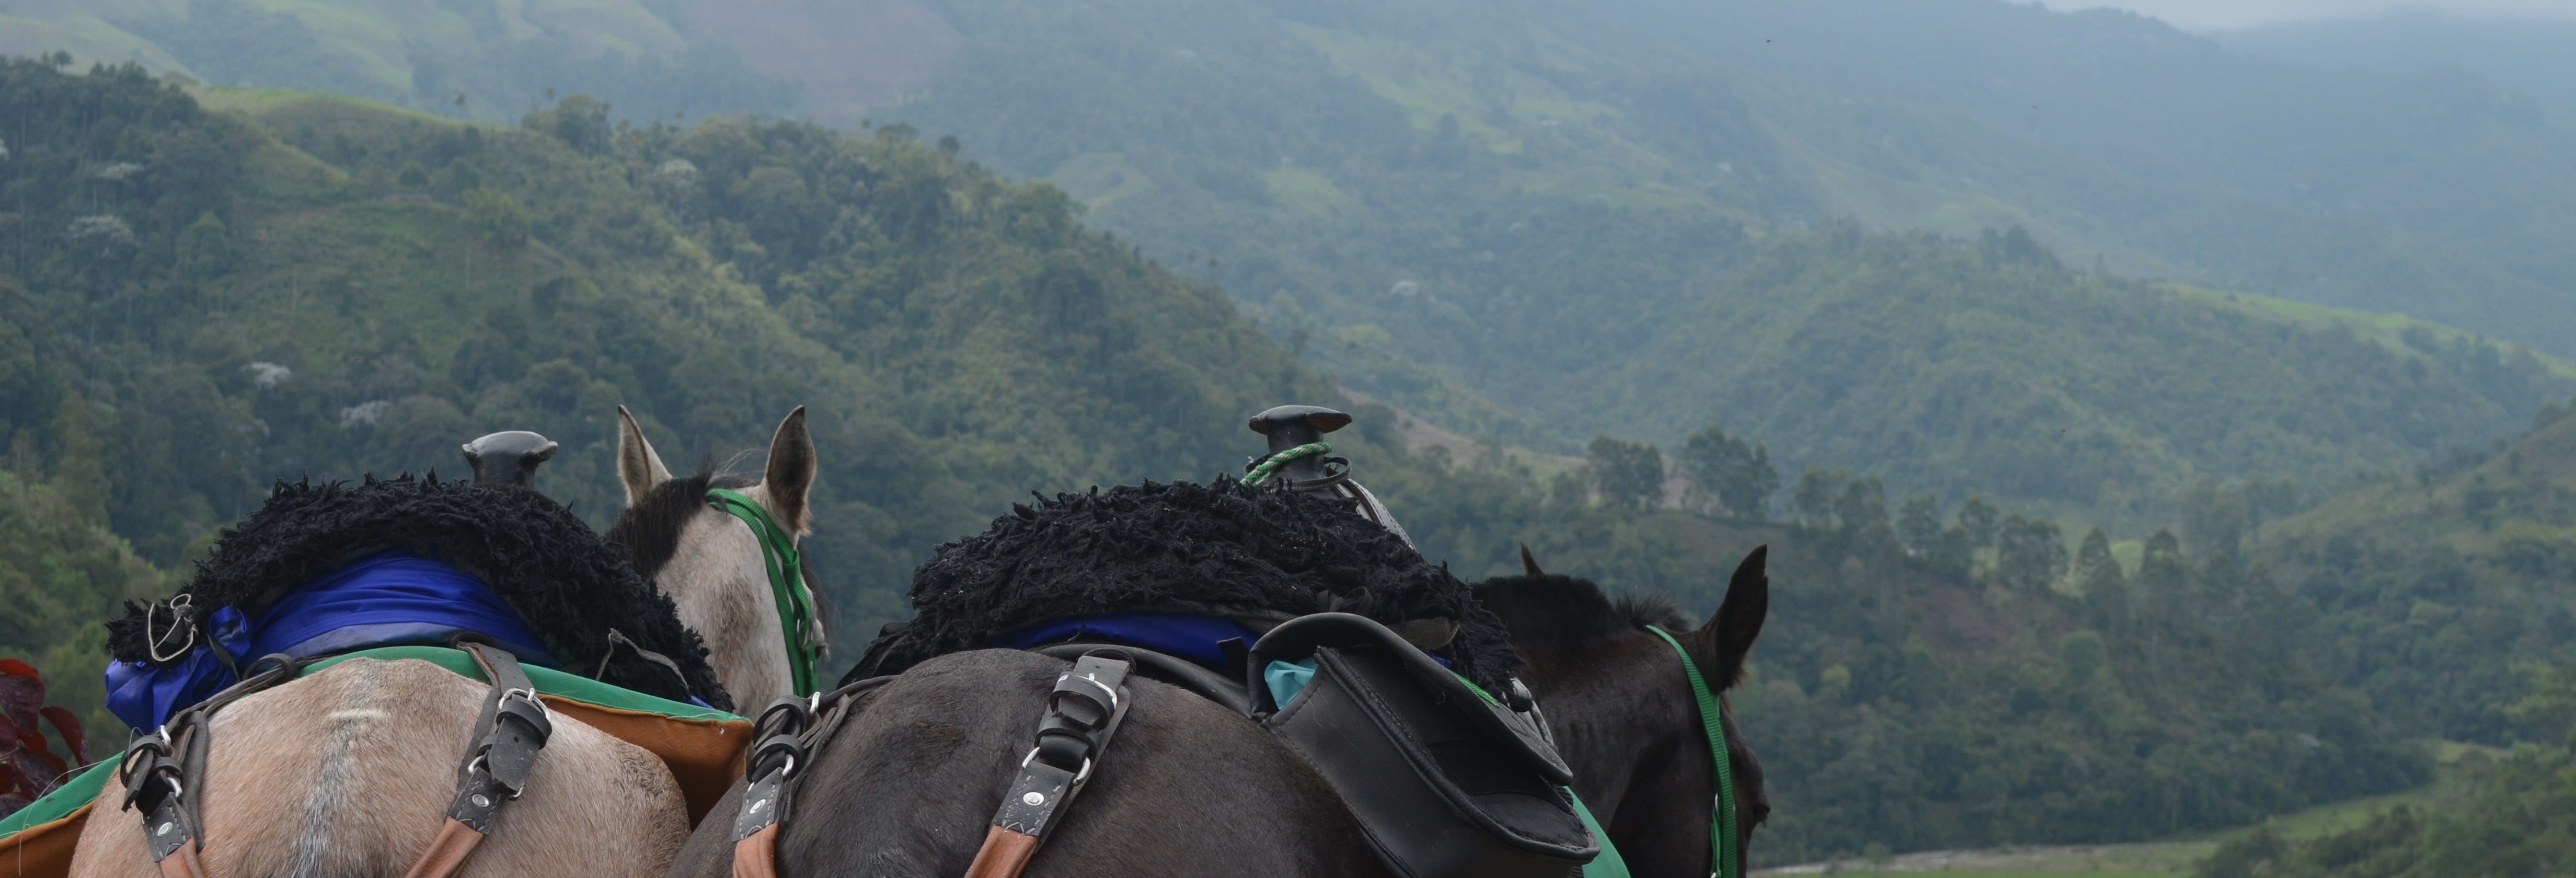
[2266,411,2576,566]
[1757,744,2502,876]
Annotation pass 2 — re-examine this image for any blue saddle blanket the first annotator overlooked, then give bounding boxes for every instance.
[986,611,1263,667]
[105,549,555,732]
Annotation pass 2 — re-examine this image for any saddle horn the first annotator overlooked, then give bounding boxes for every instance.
[1247,403,1415,547]
[1248,404,1353,486]
[462,430,559,487]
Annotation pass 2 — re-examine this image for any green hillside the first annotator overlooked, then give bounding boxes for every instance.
[0,59,1330,641]
[10,1,2574,525]
[0,0,796,123]
[0,64,2488,865]
[1869,404,2576,872]
[858,0,2575,518]
[2251,406,2576,744]
[1366,422,2430,863]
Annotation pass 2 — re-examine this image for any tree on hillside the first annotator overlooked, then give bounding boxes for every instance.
[2137,529,2189,597]
[1957,494,2001,551]
[1978,224,2061,269]
[1682,424,1779,518]
[1993,514,2067,591]
[1793,466,1848,528]
[1585,436,1664,511]
[1898,495,1941,555]
[50,395,108,527]
[2076,527,2130,630]
[2238,472,2305,526]
[522,94,612,155]
[2182,477,2250,560]
[466,188,529,248]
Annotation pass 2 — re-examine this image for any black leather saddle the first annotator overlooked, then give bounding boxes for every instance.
[1247,613,1597,878]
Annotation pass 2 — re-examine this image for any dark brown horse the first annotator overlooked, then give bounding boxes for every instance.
[1477,546,1773,877]
[660,546,1769,876]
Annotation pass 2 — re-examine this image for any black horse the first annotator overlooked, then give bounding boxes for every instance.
[665,482,1769,876]
[1477,547,1773,877]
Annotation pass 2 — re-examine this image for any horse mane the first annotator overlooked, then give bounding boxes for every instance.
[604,467,758,581]
[106,474,730,709]
[1473,573,1690,647]
[856,478,1526,691]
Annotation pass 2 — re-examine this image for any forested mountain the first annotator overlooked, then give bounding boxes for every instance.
[2194,405,2576,876]
[2254,403,2576,745]
[0,64,2503,864]
[866,0,2575,517]
[0,0,798,123]
[0,59,1328,642]
[1601,0,2576,353]
[11,0,2573,524]
[1374,416,2432,861]
[2219,10,2576,121]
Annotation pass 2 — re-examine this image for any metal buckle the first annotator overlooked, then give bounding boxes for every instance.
[498,687,549,720]
[1053,672,1119,713]
[1019,747,1094,784]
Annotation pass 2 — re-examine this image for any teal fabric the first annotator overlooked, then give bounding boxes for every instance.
[1571,792,1631,877]
[1262,657,1317,707]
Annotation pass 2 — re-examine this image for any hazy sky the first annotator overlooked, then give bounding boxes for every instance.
[2054,0,2576,30]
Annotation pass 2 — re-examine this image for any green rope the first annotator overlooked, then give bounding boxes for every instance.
[706,489,820,696]
[1646,625,1741,878]
[1240,441,1331,486]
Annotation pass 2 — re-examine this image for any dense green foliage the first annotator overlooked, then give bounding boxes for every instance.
[1356,418,2430,864]
[1543,232,2567,525]
[0,60,1322,652]
[2196,675,2576,876]
[2252,409,2576,746]
[0,61,2558,867]
[18,0,2576,527]
[3,0,797,124]
[872,0,2573,522]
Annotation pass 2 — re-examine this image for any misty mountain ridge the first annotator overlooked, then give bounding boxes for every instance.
[2217,8,2576,120]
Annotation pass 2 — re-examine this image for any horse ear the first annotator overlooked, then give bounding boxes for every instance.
[1519,543,1545,577]
[761,407,817,534]
[1696,545,1768,688]
[616,406,671,506]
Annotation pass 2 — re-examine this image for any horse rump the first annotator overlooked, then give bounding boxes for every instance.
[669,650,1392,878]
[67,657,689,878]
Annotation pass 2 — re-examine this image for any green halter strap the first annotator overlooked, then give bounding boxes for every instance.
[1644,625,1740,878]
[706,489,820,696]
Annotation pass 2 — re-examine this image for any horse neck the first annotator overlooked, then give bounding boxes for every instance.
[658,509,795,707]
[1522,634,1717,878]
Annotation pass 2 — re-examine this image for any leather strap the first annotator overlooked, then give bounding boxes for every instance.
[119,653,304,878]
[960,826,1040,878]
[960,651,1133,878]
[401,640,554,878]
[397,819,485,878]
[728,676,891,878]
